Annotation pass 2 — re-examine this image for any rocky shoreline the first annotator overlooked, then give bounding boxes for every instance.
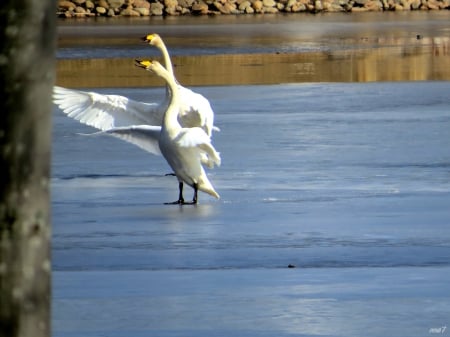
[58,0,450,17]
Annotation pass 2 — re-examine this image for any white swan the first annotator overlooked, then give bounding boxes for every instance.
[98,60,221,204]
[144,33,218,136]
[53,36,218,138]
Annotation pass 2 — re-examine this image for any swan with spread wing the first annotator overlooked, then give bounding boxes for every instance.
[143,33,217,137]
[53,36,218,137]
[99,60,221,204]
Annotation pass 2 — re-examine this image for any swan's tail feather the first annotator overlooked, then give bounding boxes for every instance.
[201,186,220,199]
[197,174,220,199]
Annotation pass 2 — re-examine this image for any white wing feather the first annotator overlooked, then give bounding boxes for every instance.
[53,86,166,131]
[175,128,221,168]
[81,125,162,156]
[54,86,219,136]
[178,86,219,136]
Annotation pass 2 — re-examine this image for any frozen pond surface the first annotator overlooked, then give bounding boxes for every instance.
[52,81,450,336]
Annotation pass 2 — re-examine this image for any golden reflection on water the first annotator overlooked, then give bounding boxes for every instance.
[56,37,450,88]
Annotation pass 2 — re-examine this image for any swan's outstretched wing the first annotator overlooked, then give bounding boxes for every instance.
[53,86,166,131]
[82,125,162,156]
[178,86,219,137]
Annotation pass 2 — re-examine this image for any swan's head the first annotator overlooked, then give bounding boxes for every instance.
[135,59,165,74]
[142,33,161,46]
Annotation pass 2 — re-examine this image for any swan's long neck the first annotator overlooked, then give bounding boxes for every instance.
[157,40,174,78]
[157,66,181,136]
[156,39,176,99]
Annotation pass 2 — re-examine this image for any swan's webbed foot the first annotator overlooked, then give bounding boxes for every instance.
[165,182,186,205]
[182,199,197,205]
[165,199,184,205]
[165,173,176,176]
[164,182,198,205]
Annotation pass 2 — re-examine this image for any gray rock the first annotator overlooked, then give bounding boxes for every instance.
[239,0,251,10]
[263,0,276,6]
[58,0,76,9]
[150,2,164,14]
[192,1,209,13]
[107,0,125,9]
[96,6,107,14]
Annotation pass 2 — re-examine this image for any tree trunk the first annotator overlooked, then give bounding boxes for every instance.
[0,1,56,337]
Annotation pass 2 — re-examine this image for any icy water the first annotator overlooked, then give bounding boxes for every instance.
[53,83,450,337]
[53,13,450,337]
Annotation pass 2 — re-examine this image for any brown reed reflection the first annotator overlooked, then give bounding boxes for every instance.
[56,37,450,87]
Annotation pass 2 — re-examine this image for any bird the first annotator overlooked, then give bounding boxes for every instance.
[97,60,221,204]
[143,33,218,137]
[53,86,216,167]
[53,34,219,137]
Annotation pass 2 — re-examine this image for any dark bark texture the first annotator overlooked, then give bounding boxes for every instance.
[0,1,56,337]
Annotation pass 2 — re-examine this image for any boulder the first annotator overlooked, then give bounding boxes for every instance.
[213,2,225,11]
[150,1,164,14]
[324,1,345,10]
[365,0,383,9]
[178,0,195,7]
[215,1,237,12]
[75,5,87,12]
[134,0,151,7]
[58,0,76,9]
[135,7,150,14]
[252,0,264,10]
[263,0,276,6]
[165,0,179,8]
[291,2,306,10]
[96,6,107,13]
[166,6,180,14]
[121,7,141,14]
[286,0,297,7]
[239,0,252,9]
[192,1,209,13]
[425,0,440,8]
[107,0,125,8]
[97,0,109,8]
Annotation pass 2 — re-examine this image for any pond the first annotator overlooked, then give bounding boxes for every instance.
[53,12,450,337]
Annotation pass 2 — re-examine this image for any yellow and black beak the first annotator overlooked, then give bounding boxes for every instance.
[141,34,155,43]
[135,59,152,69]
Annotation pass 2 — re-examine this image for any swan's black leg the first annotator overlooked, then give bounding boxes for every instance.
[180,183,198,205]
[192,184,198,204]
[177,182,185,204]
[165,182,184,205]
[165,182,198,205]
